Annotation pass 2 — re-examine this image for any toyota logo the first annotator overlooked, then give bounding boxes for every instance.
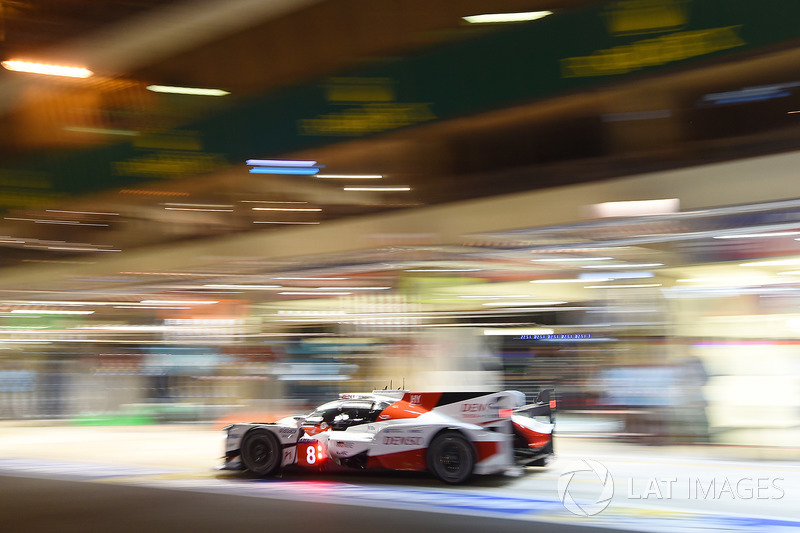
[557,459,614,516]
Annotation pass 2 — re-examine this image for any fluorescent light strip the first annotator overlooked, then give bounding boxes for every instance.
[46,246,120,252]
[532,257,613,262]
[585,283,662,289]
[47,210,119,216]
[715,231,800,239]
[316,174,382,179]
[317,287,391,291]
[164,203,232,208]
[344,186,410,191]
[250,167,320,175]
[531,278,604,283]
[582,263,664,269]
[114,306,190,310]
[273,277,347,281]
[13,300,130,306]
[405,268,482,272]
[165,208,233,212]
[203,284,282,289]
[482,301,566,307]
[459,295,532,299]
[140,300,218,305]
[279,291,352,296]
[252,207,321,212]
[6,217,107,226]
[2,60,92,78]
[254,221,320,225]
[147,85,229,96]
[246,159,317,167]
[11,309,94,315]
[241,200,308,204]
[463,10,552,24]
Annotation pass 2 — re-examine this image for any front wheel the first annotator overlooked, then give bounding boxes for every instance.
[241,429,282,476]
[427,432,475,484]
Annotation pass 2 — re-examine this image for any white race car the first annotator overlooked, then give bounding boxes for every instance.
[221,389,555,484]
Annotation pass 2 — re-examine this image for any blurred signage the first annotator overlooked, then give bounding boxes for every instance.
[561,25,744,78]
[298,78,436,137]
[5,0,800,199]
[562,0,745,78]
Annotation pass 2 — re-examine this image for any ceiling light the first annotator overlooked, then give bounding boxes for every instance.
[279,291,352,296]
[273,277,348,281]
[47,210,119,216]
[585,283,662,289]
[405,268,482,272]
[582,263,664,269]
[246,159,317,167]
[316,174,382,179]
[587,198,679,218]
[146,85,229,96]
[532,257,613,262]
[249,167,320,175]
[252,207,321,212]
[11,309,94,315]
[317,287,391,291]
[344,186,410,191]
[254,221,320,225]
[165,207,233,212]
[531,278,604,283]
[2,60,92,78]
[463,10,552,24]
[140,300,218,305]
[714,231,800,239]
[203,284,281,289]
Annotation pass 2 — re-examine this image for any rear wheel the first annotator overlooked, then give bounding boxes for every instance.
[427,432,475,484]
[241,429,282,476]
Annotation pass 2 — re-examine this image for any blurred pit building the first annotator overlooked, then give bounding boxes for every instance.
[0,0,798,449]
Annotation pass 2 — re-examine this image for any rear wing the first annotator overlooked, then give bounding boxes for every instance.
[512,388,555,424]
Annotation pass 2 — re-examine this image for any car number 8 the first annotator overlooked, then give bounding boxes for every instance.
[306,445,316,464]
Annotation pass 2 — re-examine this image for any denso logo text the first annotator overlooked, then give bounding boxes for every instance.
[383,436,422,446]
[462,403,488,412]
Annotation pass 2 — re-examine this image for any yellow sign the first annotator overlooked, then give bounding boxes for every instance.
[561,25,744,78]
[299,77,436,137]
[603,0,689,36]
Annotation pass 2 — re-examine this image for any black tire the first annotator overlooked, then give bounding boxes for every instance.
[241,429,282,476]
[427,431,475,484]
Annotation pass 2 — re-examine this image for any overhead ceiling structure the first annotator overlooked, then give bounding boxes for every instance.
[2,0,800,311]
